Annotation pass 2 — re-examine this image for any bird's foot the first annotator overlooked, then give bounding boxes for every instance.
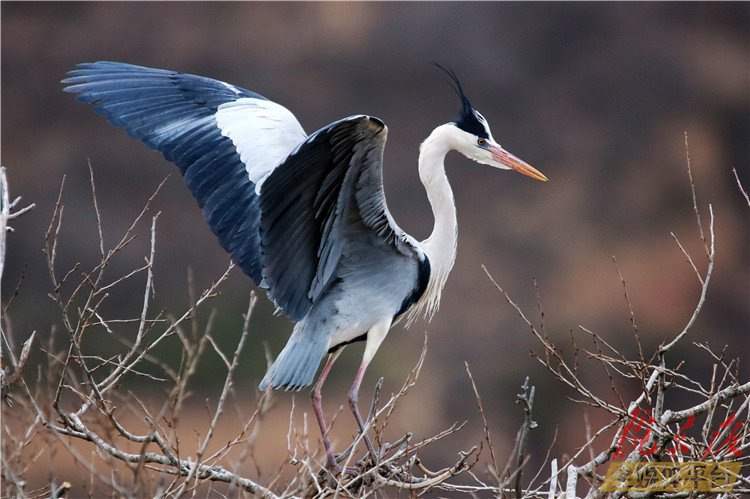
[312,432,417,495]
[317,380,413,486]
[336,432,413,478]
[316,459,370,491]
[370,432,413,479]
[326,463,362,476]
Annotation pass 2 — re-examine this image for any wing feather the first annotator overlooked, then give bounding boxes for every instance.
[259,116,421,320]
[63,61,306,285]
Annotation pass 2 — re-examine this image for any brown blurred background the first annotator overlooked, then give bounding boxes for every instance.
[2,1,748,494]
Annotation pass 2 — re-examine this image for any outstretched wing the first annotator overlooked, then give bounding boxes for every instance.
[62,61,306,284]
[64,63,426,324]
[259,115,425,321]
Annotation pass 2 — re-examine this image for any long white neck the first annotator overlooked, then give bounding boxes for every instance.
[406,124,459,325]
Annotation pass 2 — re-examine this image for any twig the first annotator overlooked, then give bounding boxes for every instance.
[612,256,644,365]
[660,205,714,353]
[661,381,750,425]
[670,232,704,286]
[515,377,536,498]
[173,293,256,497]
[88,161,105,260]
[548,459,558,499]
[683,132,708,256]
[464,363,500,481]
[732,167,750,207]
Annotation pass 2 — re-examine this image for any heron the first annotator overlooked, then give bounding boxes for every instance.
[63,61,547,472]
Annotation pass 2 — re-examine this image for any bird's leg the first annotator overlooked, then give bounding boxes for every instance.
[346,319,391,465]
[334,377,383,463]
[349,368,412,481]
[311,350,342,472]
[347,362,379,463]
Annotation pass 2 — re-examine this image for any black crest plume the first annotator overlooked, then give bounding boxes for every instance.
[430,61,489,139]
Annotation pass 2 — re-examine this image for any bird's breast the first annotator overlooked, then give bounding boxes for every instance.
[308,252,424,350]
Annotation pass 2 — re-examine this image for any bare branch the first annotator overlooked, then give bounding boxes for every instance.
[683,132,708,256]
[464,362,500,480]
[732,167,750,207]
[612,256,644,365]
[661,205,714,353]
[661,381,750,425]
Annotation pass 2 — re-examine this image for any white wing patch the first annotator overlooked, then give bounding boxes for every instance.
[215,98,307,192]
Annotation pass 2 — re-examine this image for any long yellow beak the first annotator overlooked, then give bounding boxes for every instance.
[490,145,548,181]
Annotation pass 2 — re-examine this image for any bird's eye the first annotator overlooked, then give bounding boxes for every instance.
[477,138,486,147]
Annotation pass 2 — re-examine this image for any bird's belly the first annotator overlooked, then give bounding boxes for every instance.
[319,269,415,350]
[323,290,397,348]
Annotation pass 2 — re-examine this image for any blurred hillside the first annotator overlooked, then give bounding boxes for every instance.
[1,1,748,492]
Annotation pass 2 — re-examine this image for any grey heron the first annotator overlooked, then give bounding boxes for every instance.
[63,62,547,471]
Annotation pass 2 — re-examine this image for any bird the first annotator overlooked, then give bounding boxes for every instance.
[63,61,547,472]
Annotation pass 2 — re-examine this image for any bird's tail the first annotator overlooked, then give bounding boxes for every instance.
[259,324,328,392]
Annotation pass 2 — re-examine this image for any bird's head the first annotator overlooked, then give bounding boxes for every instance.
[434,64,548,182]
